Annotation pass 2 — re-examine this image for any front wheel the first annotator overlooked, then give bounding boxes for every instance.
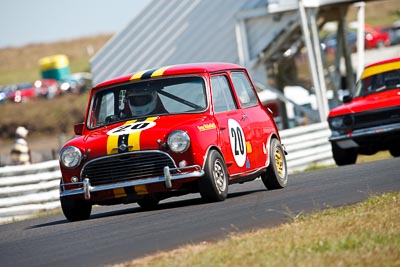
[60,197,92,222]
[137,195,160,210]
[198,150,228,202]
[389,142,400,157]
[261,138,288,190]
[331,142,357,166]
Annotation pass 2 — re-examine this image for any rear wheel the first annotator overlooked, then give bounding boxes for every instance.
[199,150,228,202]
[60,197,92,222]
[261,138,288,190]
[331,142,357,166]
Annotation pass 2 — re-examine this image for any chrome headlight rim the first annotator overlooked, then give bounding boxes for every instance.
[60,146,82,169]
[329,115,354,130]
[167,130,190,153]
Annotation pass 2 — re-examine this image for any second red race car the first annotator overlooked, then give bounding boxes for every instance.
[328,57,400,165]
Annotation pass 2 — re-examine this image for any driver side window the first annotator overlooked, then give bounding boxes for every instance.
[97,92,115,124]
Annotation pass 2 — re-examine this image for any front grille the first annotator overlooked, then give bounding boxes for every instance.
[353,106,400,130]
[81,151,176,186]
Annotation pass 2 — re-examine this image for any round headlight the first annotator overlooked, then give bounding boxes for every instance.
[329,116,344,130]
[60,146,82,168]
[167,130,190,153]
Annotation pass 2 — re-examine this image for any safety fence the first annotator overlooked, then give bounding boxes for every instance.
[280,122,334,172]
[0,122,333,223]
[0,161,61,223]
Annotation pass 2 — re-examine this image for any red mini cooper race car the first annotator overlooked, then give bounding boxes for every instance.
[59,62,288,221]
[328,57,400,166]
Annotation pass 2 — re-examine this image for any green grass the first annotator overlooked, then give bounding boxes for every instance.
[113,193,400,267]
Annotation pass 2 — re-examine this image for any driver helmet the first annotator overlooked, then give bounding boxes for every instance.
[126,89,157,116]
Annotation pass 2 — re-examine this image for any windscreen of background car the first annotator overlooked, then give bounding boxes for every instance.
[354,69,400,97]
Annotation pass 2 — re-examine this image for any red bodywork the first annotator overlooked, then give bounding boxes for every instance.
[59,63,281,205]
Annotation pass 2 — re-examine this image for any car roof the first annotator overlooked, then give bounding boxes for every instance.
[94,62,244,89]
[362,57,400,79]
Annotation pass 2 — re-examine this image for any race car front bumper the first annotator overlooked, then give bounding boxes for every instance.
[60,165,204,200]
[329,122,400,149]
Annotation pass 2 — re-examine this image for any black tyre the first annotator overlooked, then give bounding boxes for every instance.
[331,142,357,166]
[199,150,228,202]
[261,138,288,190]
[60,197,92,222]
[389,143,400,157]
[137,195,160,210]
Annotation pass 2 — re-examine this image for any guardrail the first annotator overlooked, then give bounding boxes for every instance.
[0,161,61,223]
[280,121,334,172]
[0,122,333,223]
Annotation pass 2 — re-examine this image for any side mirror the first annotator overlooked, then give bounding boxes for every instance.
[74,123,84,135]
[342,95,353,104]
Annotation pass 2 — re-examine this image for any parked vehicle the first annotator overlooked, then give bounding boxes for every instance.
[328,57,400,166]
[380,24,400,46]
[59,63,288,221]
[7,83,36,103]
[34,79,60,99]
[365,25,390,49]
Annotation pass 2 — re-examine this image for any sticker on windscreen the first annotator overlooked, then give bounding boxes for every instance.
[228,119,246,167]
[107,121,156,136]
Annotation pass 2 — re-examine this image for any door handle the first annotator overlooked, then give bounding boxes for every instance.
[241,114,248,121]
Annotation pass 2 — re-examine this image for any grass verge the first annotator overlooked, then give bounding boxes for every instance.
[113,192,400,267]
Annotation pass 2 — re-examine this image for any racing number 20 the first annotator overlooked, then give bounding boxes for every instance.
[231,127,245,156]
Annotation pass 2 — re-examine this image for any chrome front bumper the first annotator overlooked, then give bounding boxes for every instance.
[60,165,204,200]
[329,122,400,149]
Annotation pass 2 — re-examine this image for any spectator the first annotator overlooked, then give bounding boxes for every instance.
[10,126,32,165]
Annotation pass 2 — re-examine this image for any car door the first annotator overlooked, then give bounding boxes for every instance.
[210,74,252,176]
[229,71,273,169]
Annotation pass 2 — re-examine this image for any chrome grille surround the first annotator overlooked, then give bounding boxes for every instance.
[80,150,177,186]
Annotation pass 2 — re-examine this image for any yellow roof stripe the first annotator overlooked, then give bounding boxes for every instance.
[362,61,400,79]
[151,66,170,78]
[130,70,147,80]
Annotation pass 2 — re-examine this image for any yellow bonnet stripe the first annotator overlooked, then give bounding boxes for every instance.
[127,117,158,151]
[106,120,136,154]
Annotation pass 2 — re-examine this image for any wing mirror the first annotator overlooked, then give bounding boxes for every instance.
[342,95,353,104]
[74,123,84,135]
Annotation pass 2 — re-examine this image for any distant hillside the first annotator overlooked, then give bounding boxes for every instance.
[0,34,112,86]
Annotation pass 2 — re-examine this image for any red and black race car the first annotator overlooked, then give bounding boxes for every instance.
[328,57,400,165]
[59,62,288,221]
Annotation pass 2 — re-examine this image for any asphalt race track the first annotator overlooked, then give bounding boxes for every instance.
[0,158,399,267]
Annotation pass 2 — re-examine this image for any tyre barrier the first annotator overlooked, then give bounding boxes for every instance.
[0,122,333,223]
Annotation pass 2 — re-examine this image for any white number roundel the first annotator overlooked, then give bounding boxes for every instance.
[107,121,156,136]
[228,119,246,167]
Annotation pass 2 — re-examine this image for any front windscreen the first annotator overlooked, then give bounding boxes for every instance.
[353,69,400,97]
[88,76,207,129]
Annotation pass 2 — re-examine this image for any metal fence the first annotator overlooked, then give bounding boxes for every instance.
[0,122,333,223]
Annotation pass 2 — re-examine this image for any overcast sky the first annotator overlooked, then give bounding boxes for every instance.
[0,0,151,48]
